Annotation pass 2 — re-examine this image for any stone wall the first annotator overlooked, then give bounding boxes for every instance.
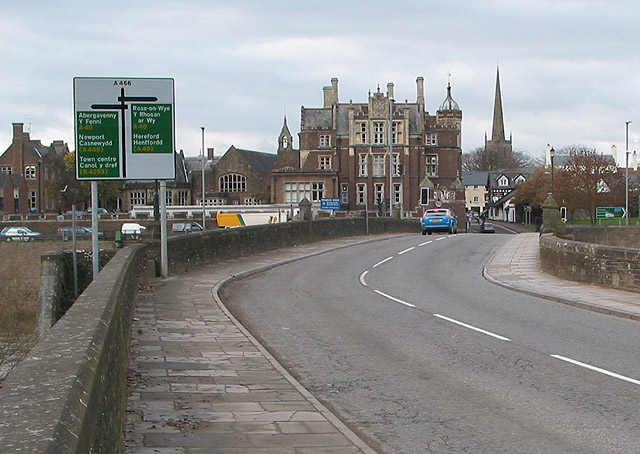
[38,249,116,338]
[540,226,640,293]
[0,243,151,452]
[167,217,418,272]
[0,217,418,453]
[559,225,640,249]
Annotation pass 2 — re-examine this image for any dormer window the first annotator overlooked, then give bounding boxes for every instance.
[514,174,526,184]
[497,175,509,187]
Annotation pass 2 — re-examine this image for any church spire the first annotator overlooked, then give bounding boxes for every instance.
[491,66,506,142]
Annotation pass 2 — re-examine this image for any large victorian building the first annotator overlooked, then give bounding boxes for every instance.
[271,77,464,216]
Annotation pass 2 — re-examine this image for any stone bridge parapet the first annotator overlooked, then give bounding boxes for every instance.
[539,226,640,294]
[0,217,418,453]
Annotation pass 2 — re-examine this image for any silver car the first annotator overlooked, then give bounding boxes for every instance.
[1,226,42,241]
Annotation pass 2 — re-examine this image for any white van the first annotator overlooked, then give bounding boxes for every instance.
[121,223,146,236]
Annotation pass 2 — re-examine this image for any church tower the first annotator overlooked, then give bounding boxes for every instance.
[484,66,513,162]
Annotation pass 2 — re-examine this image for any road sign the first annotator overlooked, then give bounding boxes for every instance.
[320,198,342,210]
[73,77,175,180]
[420,187,430,205]
[596,207,626,219]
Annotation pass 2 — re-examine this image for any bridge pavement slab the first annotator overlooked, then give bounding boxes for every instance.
[484,232,640,320]
[124,236,391,454]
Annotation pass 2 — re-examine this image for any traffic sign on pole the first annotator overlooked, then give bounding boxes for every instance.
[73,77,175,180]
[595,207,626,219]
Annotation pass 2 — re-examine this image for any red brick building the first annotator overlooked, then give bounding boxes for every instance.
[0,123,70,215]
[270,77,464,216]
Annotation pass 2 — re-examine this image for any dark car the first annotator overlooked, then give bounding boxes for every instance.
[480,222,495,233]
[420,208,458,235]
[58,226,104,241]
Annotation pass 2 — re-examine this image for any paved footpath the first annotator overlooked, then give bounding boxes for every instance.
[124,231,640,453]
[484,232,640,321]
[123,236,389,454]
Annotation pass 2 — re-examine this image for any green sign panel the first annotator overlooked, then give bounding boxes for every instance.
[595,206,626,219]
[130,104,173,154]
[76,111,120,178]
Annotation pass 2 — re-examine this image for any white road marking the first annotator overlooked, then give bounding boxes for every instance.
[435,236,447,241]
[418,240,433,246]
[433,314,511,342]
[374,290,416,308]
[359,270,368,287]
[551,355,640,386]
[373,256,394,268]
[398,246,415,255]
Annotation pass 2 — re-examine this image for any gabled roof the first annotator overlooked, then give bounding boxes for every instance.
[487,169,533,189]
[490,188,518,207]
[233,147,278,175]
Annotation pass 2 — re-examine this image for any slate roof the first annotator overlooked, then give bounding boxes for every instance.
[301,108,332,130]
[462,171,489,186]
[234,148,278,175]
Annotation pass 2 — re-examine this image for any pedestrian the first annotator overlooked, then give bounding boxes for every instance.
[533,206,543,232]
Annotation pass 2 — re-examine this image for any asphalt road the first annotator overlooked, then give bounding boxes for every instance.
[220,232,640,454]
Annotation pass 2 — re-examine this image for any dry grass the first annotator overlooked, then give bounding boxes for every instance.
[0,240,95,380]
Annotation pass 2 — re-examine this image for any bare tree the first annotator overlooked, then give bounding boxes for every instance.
[463,146,537,171]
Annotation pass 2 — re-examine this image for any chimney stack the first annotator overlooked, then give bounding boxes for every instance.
[416,77,425,111]
[386,82,394,100]
[323,78,339,108]
[207,147,215,160]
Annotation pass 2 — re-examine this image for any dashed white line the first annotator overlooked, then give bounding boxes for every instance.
[373,290,416,308]
[398,246,415,255]
[418,240,433,246]
[433,314,511,342]
[373,256,394,268]
[435,236,447,241]
[551,355,640,386]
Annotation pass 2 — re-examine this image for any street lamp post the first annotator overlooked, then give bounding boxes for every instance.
[625,121,631,225]
[201,127,206,229]
[388,97,394,217]
[550,146,555,197]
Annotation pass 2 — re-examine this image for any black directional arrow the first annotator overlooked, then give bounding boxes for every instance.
[91,87,158,178]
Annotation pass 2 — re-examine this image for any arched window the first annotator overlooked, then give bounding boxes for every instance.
[219,173,246,192]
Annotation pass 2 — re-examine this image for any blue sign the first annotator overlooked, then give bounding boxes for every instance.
[320,198,342,210]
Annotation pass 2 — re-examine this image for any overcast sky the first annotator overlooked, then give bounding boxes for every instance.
[2,1,639,165]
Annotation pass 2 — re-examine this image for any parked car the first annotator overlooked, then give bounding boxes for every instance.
[57,226,104,241]
[171,221,204,233]
[1,226,42,241]
[420,208,458,235]
[480,222,495,233]
[121,223,146,236]
[87,207,109,215]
